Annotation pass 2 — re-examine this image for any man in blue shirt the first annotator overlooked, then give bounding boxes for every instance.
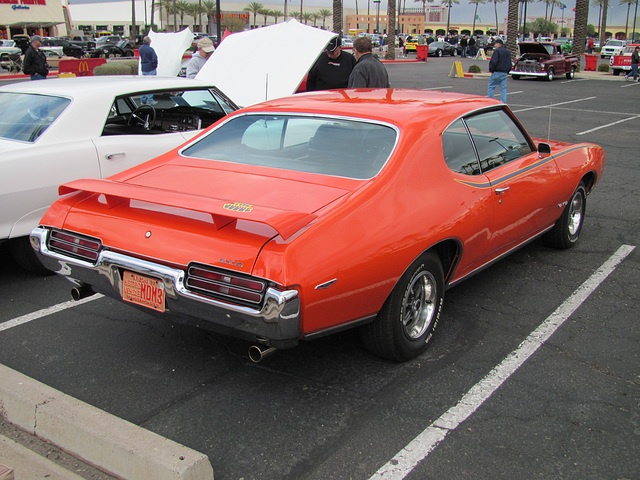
[139,36,158,104]
[487,39,512,103]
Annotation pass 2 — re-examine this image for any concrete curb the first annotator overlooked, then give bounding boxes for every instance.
[0,364,213,480]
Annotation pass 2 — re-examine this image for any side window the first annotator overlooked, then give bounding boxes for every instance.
[464,110,533,173]
[442,119,481,175]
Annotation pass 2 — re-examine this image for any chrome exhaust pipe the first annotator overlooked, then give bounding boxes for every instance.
[248,345,277,363]
[71,284,95,301]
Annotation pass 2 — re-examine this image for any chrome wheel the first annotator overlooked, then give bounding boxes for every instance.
[401,271,437,339]
[567,189,584,236]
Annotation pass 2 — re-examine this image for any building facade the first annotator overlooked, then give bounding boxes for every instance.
[0,0,66,39]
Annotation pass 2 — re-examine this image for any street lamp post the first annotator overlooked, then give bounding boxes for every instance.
[374,0,381,33]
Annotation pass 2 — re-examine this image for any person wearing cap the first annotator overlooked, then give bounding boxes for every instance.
[185,36,215,79]
[22,35,49,80]
[306,37,357,91]
[347,36,390,88]
[487,38,512,103]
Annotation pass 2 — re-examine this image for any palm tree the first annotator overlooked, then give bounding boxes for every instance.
[174,0,190,29]
[468,0,486,35]
[318,9,332,29]
[386,0,396,59]
[290,11,302,20]
[506,0,518,56]
[154,0,173,30]
[185,2,201,29]
[150,0,156,30]
[244,1,264,28]
[259,8,271,25]
[202,0,216,34]
[619,0,635,39]
[573,0,588,55]
[333,0,342,35]
[492,0,506,35]
[312,12,323,26]
[302,12,313,24]
[270,9,284,23]
[442,0,460,34]
[592,0,605,37]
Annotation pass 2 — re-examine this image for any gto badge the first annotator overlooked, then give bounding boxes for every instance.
[220,258,243,267]
[223,202,253,213]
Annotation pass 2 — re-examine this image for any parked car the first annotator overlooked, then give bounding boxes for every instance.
[510,41,579,80]
[428,41,458,57]
[31,89,605,362]
[404,35,433,53]
[64,35,97,53]
[11,34,30,54]
[95,35,122,47]
[0,40,21,66]
[91,39,134,58]
[600,39,626,58]
[609,43,640,75]
[41,38,84,58]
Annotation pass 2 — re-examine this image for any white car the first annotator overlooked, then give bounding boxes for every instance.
[0,20,334,273]
[0,40,21,66]
[601,39,626,58]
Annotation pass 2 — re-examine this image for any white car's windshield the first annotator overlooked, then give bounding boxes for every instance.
[182,114,397,179]
[0,93,71,143]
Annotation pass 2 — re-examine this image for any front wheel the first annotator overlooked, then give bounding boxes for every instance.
[360,252,444,361]
[566,66,576,79]
[543,182,586,249]
[437,49,443,57]
[546,67,555,81]
[512,74,521,80]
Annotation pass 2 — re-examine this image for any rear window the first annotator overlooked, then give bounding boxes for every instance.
[0,92,70,142]
[182,114,398,179]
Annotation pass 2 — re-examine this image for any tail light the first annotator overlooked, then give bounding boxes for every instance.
[186,263,266,307]
[47,229,101,263]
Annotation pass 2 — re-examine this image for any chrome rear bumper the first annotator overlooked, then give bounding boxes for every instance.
[30,227,301,348]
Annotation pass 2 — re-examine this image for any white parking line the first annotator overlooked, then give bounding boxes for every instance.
[369,244,636,480]
[512,96,597,113]
[577,115,640,135]
[0,294,103,333]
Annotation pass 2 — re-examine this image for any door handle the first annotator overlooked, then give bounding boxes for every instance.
[105,152,125,160]
[495,187,510,195]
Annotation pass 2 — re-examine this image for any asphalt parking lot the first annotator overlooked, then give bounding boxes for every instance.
[1,57,639,479]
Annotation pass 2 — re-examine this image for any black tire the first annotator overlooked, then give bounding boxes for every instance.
[437,49,443,57]
[8,237,54,275]
[566,66,576,79]
[512,74,521,80]
[360,252,444,361]
[546,67,555,81]
[543,182,586,249]
[612,69,621,76]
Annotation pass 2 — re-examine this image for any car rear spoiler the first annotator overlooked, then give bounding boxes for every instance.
[59,178,317,240]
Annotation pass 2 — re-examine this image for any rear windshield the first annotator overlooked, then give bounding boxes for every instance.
[182,114,397,179]
[0,92,70,142]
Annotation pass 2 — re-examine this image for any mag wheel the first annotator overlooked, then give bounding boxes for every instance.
[566,65,576,79]
[543,182,586,249]
[546,67,555,81]
[360,252,444,361]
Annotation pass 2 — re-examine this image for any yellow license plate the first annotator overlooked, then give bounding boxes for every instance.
[122,271,165,312]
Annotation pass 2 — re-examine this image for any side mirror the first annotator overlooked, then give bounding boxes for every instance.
[538,142,551,158]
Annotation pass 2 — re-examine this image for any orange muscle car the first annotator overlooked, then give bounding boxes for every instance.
[31,89,605,362]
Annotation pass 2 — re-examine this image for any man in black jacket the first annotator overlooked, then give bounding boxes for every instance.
[22,35,49,80]
[307,37,356,91]
[487,38,511,103]
[347,36,390,88]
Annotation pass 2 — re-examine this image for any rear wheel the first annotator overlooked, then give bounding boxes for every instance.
[437,49,443,57]
[360,252,444,361]
[512,74,521,80]
[565,65,576,79]
[543,182,586,249]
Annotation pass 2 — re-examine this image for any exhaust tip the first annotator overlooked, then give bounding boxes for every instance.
[71,285,95,301]
[248,345,276,363]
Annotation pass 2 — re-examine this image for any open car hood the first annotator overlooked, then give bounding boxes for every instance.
[195,20,336,107]
[518,42,552,55]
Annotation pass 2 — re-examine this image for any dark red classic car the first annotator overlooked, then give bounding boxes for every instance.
[510,42,579,81]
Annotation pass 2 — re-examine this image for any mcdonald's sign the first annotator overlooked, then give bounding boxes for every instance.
[78,61,90,76]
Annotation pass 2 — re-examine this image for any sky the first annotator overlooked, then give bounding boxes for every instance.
[68,0,640,30]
